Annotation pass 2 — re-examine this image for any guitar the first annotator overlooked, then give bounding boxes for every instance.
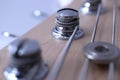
[0,0,120,80]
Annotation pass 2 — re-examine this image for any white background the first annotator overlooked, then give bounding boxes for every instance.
[0,0,73,50]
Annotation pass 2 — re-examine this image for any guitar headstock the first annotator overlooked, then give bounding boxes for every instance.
[0,0,120,80]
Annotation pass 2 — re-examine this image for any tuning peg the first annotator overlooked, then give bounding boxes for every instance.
[80,0,105,15]
[4,39,48,80]
[51,8,84,40]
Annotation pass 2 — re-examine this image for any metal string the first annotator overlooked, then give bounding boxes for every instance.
[78,4,102,80]
[45,26,78,80]
[108,0,117,80]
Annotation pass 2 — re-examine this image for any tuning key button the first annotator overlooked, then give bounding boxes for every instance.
[52,8,84,40]
[83,42,120,64]
[4,39,48,80]
[80,0,105,15]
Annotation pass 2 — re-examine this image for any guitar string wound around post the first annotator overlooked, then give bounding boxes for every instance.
[51,8,84,40]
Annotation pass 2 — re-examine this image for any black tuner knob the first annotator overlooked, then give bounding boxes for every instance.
[83,42,120,64]
[51,8,84,40]
[80,0,105,15]
[4,39,48,80]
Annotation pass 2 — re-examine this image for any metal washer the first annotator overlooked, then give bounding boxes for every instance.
[83,42,120,64]
[52,26,84,40]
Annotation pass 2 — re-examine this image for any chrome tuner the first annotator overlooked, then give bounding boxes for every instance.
[83,42,120,64]
[51,8,84,40]
[4,39,48,80]
[79,1,118,79]
[80,0,105,15]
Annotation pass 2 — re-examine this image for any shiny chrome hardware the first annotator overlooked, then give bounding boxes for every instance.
[83,42,120,64]
[80,0,105,15]
[4,39,48,80]
[79,1,120,80]
[52,8,84,40]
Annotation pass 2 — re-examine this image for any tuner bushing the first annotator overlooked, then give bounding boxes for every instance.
[4,39,48,80]
[80,0,105,15]
[51,8,84,40]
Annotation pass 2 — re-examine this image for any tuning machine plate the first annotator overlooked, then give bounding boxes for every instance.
[51,8,84,40]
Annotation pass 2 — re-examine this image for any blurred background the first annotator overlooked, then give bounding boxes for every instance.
[0,0,73,50]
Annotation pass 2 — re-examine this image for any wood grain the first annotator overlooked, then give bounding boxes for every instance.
[0,0,120,80]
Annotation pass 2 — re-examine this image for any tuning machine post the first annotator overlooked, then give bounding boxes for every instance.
[4,39,48,80]
[51,8,84,40]
[80,0,105,15]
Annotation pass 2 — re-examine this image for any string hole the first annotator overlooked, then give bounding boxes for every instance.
[95,46,109,53]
